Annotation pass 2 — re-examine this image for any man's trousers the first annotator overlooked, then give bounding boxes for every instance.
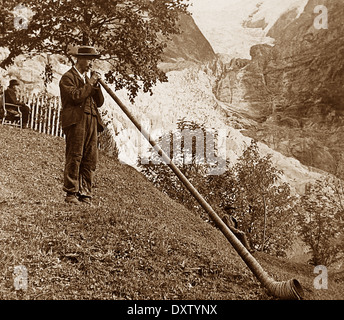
[63,112,98,198]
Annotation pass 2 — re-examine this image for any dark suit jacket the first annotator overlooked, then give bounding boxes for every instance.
[59,67,105,132]
[5,87,24,106]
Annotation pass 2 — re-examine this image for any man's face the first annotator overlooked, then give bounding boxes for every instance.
[77,57,94,74]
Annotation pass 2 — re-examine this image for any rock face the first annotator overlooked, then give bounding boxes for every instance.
[214,0,344,177]
[162,13,216,65]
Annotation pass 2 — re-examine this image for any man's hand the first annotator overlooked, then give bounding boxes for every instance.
[89,71,101,86]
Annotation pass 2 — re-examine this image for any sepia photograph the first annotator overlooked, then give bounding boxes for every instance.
[0,0,343,309]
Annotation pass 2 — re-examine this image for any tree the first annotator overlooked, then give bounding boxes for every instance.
[0,0,189,100]
[140,132,296,256]
[233,140,296,256]
[138,119,222,222]
[297,176,344,266]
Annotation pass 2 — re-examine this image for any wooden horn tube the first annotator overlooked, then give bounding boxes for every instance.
[98,79,305,300]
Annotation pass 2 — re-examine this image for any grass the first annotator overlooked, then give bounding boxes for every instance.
[0,125,343,300]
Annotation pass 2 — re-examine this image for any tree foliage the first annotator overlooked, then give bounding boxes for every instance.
[139,123,296,257]
[0,0,189,100]
[139,120,219,222]
[232,141,297,256]
[297,176,344,266]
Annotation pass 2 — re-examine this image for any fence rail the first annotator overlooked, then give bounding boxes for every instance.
[20,92,64,137]
[16,92,118,157]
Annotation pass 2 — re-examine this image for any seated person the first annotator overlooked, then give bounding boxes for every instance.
[222,206,255,253]
[4,79,31,127]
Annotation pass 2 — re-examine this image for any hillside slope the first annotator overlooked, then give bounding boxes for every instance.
[0,126,343,300]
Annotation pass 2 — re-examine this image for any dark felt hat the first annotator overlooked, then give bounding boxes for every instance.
[73,46,101,58]
[224,205,237,211]
[9,79,20,87]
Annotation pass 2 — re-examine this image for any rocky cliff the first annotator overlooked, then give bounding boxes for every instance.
[161,13,216,70]
[214,0,344,177]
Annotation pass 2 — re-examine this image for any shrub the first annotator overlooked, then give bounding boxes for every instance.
[297,176,344,266]
[139,123,296,257]
[138,120,221,222]
[232,141,297,256]
[98,126,119,160]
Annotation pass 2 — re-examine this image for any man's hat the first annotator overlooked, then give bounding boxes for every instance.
[9,79,20,87]
[72,46,101,59]
[224,205,237,211]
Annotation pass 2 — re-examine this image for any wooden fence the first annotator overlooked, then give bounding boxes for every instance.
[17,92,119,157]
[19,92,64,137]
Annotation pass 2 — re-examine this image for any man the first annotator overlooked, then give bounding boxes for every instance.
[5,79,31,128]
[59,46,105,205]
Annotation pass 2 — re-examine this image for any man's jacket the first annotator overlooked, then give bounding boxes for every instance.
[5,87,24,106]
[59,67,105,132]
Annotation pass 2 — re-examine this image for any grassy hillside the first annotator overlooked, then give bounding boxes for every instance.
[0,125,343,300]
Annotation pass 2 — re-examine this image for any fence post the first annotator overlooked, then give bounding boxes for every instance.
[33,94,38,131]
[38,96,43,133]
[42,96,46,134]
[51,97,56,136]
[28,93,34,130]
[19,92,64,138]
[56,98,63,137]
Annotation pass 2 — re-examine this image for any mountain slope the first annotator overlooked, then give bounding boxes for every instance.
[161,13,216,70]
[213,0,344,177]
[101,65,324,195]
[0,125,343,300]
[190,0,308,58]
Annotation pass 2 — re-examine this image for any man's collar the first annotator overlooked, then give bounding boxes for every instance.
[73,66,85,82]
